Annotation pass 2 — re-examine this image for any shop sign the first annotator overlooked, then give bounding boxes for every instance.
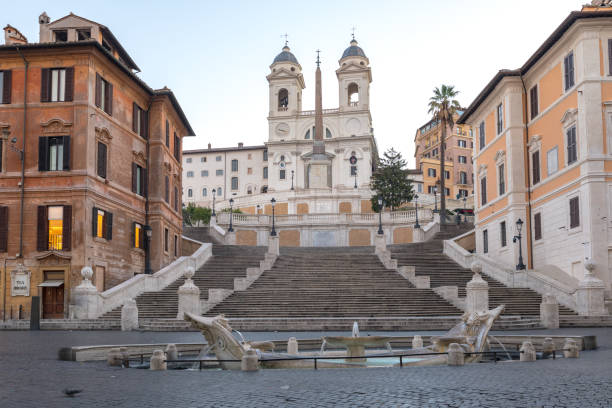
[11,265,31,297]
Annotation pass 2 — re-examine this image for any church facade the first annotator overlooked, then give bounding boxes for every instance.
[183,39,379,215]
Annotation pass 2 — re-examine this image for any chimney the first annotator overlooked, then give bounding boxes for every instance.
[208,143,211,149]
[238,142,244,148]
[38,12,50,42]
[3,25,27,45]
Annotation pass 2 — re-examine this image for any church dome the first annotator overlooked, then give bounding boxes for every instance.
[273,46,299,64]
[341,39,366,59]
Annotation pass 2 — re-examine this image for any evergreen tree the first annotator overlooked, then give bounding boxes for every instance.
[370,148,414,212]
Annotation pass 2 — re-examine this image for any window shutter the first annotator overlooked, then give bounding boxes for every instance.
[142,167,147,197]
[92,207,98,237]
[132,163,137,193]
[131,222,136,248]
[37,205,48,251]
[132,103,138,133]
[0,206,8,252]
[165,120,170,147]
[534,213,542,240]
[142,110,148,139]
[40,68,50,102]
[62,136,70,171]
[95,73,101,107]
[38,137,48,171]
[140,226,144,249]
[609,39,612,75]
[97,142,107,178]
[64,67,74,102]
[106,82,113,115]
[564,56,569,89]
[2,70,11,104]
[62,205,72,251]
[165,175,169,203]
[105,212,113,240]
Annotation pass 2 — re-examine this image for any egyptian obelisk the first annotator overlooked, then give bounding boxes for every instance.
[307,50,332,188]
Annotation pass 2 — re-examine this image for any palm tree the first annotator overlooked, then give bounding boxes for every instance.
[428,85,461,225]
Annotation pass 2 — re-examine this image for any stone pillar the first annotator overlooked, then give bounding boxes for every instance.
[564,338,580,358]
[539,294,559,329]
[268,235,280,256]
[287,337,298,355]
[542,337,555,359]
[177,267,201,319]
[121,299,139,331]
[466,263,488,314]
[519,341,536,362]
[413,228,425,243]
[226,231,236,245]
[241,349,259,371]
[374,233,386,255]
[412,335,423,349]
[165,344,178,361]
[71,266,100,319]
[447,343,464,366]
[576,261,607,316]
[150,349,167,370]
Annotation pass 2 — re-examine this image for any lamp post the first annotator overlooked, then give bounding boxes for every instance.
[256,204,261,215]
[144,225,153,274]
[433,186,438,213]
[291,170,294,191]
[377,196,384,235]
[354,168,358,189]
[463,195,467,223]
[228,198,234,232]
[270,198,277,236]
[211,189,216,219]
[513,218,526,270]
[414,194,420,229]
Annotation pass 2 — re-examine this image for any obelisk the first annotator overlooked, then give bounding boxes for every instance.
[313,50,325,156]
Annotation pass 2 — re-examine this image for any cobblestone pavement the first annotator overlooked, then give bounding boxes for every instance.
[0,328,611,407]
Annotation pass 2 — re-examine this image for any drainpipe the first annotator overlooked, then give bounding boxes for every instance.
[15,47,28,259]
[520,76,534,269]
[144,101,151,273]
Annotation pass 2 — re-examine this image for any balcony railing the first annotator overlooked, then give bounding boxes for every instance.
[299,108,340,116]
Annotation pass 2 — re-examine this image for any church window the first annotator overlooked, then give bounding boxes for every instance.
[263,166,268,179]
[278,88,289,110]
[231,177,238,190]
[261,186,268,193]
[280,169,286,180]
[325,128,332,139]
[348,83,359,106]
[247,186,253,194]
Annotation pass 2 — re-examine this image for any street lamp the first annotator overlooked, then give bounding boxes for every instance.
[256,204,261,215]
[228,198,234,232]
[377,196,384,235]
[433,186,438,213]
[414,194,420,229]
[211,189,217,219]
[144,225,153,274]
[291,170,295,191]
[270,198,277,236]
[513,218,526,270]
[354,168,358,189]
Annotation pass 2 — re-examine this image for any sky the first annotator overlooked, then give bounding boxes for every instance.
[5,0,583,166]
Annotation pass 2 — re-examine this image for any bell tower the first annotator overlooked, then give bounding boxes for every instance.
[336,38,372,112]
[267,44,305,118]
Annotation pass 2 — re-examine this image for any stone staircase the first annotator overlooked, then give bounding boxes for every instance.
[183,226,221,244]
[206,246,464,318]
[102,245,267,320]
[389,225,577,317]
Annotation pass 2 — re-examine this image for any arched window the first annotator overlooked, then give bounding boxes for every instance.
[348,83,359,106]
[202,188,207,197]
[278,88,288,110]
[217,187,222,196]
[325,128,332,139]
[247,186,253,195]
[187,188,193,198]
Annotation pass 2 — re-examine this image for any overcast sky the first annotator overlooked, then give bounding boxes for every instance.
[5,0,582,166]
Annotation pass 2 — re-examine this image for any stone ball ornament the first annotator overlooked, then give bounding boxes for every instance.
[470,262,482,275]
[81,266,94,281]
[184,266,195,280]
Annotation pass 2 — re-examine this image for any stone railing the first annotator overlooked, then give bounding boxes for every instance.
[71,239,213,319]
[299,108,340,116]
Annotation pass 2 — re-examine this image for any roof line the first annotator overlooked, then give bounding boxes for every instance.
[184,145,267,154]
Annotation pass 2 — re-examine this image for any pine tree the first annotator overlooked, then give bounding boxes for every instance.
[370,148,414,212]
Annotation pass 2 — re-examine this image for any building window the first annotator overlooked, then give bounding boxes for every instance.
[132,103,147,138]
[97,142,107,179]
[186,158,192,164]
[174,187,178,211]
[567,125,577,164]
[480,177,487,205]
[231,159,238,172]
[534,213,542,241]
[174,133,180,161]
[132,164,146,196]
[164,228,169,252]
[496,103,503,134]
[479,121,485,149]
[247,167,253,175]
[53,30,67,42]
[459,171,467,185]
[428,186,435,194]
[37,205,72,251]
[326,128,332,139]
[547,147,558,176]
[76,29,91,41]
[201,157,206,162]
[48,206,64,250]
[39,136,70,171]
[217,187,222,196]
[201,170,208,177]
[248,153,252,160]
[530,85,539,120]
[417,184,423,193]
[263,166,268,179]
[427,168,436,177]
[458,156,467,164]
[0,206,6,252]
[500,221,507,247]
[569,197,580,229]
[432,148,438,157]
[459,189,468,197]
[263,150,268,161]
[216,155,222,162]
[174,235,178,257]
[247,186,253,194]
[498,164,505,195]
[165,120,170,147]
[231,177,238,190]
[444,170,450,180]
[187,188,193,198]
[202,188,207,197]
[278,88,288,108]
[41,68,74,102]
[444,188,450,196]
[165,176,169,203]
[0,137,3,172]
[458,140,467,148]
[133,222,143,249]
[92,207,112,240]
[532,151,540,185]
[216,169,223,176]
[95,73,113,115]
[483,230,488,254]
[609,39,612,75]
[564,51,575,91]
[186,171,194,177]
[0,70,11,104]
[280,169,286,180]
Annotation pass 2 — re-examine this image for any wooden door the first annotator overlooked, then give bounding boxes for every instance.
[42,286,64,319]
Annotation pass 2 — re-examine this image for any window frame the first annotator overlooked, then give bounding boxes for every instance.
[479,121,485,150]
[231,159,238,172]
[483,229,488,254]
[531,150,540,185]
[231,177,239,190]
[496,103,503,135]
[569,196,580,229]
[500,221,507,247]
[534,212,542,241]
[97,141,107,179]
[564,51,575,92]
[530,85,539,120]
[566,125,577,165]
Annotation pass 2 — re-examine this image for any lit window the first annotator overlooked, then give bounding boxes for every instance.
[96,209,105,238]
[48,206,63,250]
[134,222,143,249]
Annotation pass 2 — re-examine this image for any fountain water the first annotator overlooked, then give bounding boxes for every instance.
[488,335,512,361]
[352,322,360,337]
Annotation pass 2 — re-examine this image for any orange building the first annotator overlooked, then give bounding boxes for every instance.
[459,5,612,294]
[0,13,193,319]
